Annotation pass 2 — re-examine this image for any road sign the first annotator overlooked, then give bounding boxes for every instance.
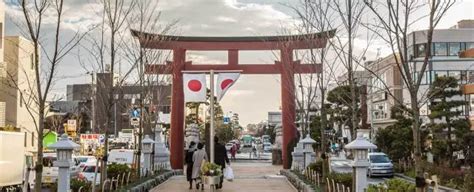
[99,134,105,144]
[223,116,230,124]
[131,117,140,126]
[131,109,140,117]
[67,119,77,131]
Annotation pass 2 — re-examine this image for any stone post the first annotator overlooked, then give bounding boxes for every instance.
[344,133,377,192]
[49,134,80,192]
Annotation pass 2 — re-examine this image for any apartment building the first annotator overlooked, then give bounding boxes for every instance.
[405,20,474,123]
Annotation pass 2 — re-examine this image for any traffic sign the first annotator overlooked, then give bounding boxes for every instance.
[99,134,105,144]
[67,119,77,131]
[131,117,140,126]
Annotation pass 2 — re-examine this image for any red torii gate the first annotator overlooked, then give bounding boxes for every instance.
[131,30,335,169]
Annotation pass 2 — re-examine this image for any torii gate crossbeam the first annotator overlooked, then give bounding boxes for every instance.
[132,29,335,169]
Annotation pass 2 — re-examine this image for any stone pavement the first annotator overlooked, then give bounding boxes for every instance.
[150,162,296,192]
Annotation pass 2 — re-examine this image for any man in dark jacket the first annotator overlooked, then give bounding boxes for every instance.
[213,136,229,189]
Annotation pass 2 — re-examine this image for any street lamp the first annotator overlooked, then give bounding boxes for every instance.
[49,134,80,192]
[344,133,377,192]
[142,135,155,174]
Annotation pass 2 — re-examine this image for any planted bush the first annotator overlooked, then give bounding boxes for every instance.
[327,172,352,189]
[308,160,323,173]
[107,163,131,179]
[367,178,415,192]
[71,178,91,192]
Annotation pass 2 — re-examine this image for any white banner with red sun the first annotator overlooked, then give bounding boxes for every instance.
[216,73,240,101]
[183,73,207,102]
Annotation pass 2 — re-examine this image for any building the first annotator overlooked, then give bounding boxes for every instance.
[406,19,474,122]
[0,35,39,153]
[267,111,282,127]
[365,54,404,131]
[63,75,172,135]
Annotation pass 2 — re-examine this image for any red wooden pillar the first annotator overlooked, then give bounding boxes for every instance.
[280,48,297,169]
[170,48,186,169]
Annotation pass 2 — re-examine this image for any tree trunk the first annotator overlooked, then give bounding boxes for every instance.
[320,88,329,179]
[410,92,424,192]
[34,102,45,192]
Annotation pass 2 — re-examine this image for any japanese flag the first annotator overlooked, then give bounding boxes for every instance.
[216,73,240,101]
[184,73,207,102]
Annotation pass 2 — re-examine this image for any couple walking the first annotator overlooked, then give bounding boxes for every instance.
[185,137,230,190]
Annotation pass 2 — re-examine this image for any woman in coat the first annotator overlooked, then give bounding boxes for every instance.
[192,143,208,189]
[185,141,196,189]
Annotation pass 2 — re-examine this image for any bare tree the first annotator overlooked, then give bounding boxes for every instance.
[8,0,87,191]
[363,0,456,191]
[121,0,175,175]
[291,0,338,179]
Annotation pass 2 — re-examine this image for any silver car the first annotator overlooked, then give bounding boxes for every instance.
[368,152,394,177]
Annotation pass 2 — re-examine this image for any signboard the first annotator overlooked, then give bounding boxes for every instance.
[131,117,140,126]
[223,116,230,124]
[67,119,77,131]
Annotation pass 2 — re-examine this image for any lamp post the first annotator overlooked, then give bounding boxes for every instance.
[142,135,155,174]
[49,134,80,192]
[344,133,377,192]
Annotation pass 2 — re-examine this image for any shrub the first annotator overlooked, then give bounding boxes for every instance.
[107,163,131,179]
[71,178,91,192]
[327,172,352,189]
[367,178,415,192]
[308,160,323,173]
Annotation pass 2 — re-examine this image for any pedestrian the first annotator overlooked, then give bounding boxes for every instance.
[230,144,237,161]
[252,145,257,158]
[185,141,196,189]
[192,143,207,190]
[213,136,230,189]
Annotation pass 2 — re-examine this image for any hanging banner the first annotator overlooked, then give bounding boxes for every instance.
[183,73,207,102]
[216,73,240,101]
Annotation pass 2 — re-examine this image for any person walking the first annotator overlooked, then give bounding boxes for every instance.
[213,136,230,189]
[185,141,196,189]
[230,144,237,161]
[192,143,207,190]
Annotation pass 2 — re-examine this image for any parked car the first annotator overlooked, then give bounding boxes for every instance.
[263,142,272,152]
[42,153,80,185]
[76,156,97,169]
[367,152,394,177]
[79,163,100,185]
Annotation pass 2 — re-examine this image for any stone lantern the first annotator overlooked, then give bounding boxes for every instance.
[344,133,377,192]
[154,124,170,169]
[291,134,316,171]
[49,134,80,192]
[142,135,155,173]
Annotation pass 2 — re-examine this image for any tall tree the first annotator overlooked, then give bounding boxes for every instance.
[11,0,86,190]
[363,0,456,190]
[428,76,470,165]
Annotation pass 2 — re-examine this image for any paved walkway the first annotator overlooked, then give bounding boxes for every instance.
[150,162,296,192]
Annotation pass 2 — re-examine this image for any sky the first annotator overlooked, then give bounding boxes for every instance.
[3,0,474,126]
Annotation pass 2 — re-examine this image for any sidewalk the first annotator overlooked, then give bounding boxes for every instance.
[150,162,296,192]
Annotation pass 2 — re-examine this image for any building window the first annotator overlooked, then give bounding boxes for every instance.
[416,44,426,57]
[435,71,447,78]
[448,43,461,56]
[433,42,447,56]
[24,132,27,147]
[448,71,461,80]
[467,42,474,50]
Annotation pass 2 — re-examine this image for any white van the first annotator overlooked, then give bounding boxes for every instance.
[42,153,80,184]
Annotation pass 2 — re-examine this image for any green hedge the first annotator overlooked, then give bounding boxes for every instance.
[327,172,352,189]
[367,178,415,192]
